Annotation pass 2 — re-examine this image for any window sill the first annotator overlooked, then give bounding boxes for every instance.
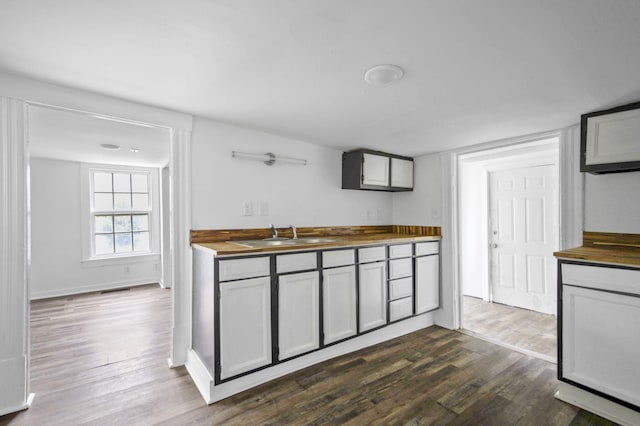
[81,252,161,268]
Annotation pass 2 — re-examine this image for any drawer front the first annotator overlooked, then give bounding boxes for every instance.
[389,258,413,279]
[277,252,317,274]
[358,246,386,263]
[415,242,439,256]
[389,244,412,259]
[322,249,355,268]
[389,297,413,321]
[562,263,640,296]
[219,256,270,281]
[389,277,413,300]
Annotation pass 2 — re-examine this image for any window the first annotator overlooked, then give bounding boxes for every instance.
[90,170,152,256]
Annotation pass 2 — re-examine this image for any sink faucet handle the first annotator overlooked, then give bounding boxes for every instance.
[290,225,298,239]
[268,223,278,238]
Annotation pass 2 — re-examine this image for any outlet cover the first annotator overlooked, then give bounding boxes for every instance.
[242,201,253,216]
[259,201,269,216]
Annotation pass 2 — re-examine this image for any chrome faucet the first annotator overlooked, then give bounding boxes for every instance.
[290,225,298,239]
[269,224,278,239]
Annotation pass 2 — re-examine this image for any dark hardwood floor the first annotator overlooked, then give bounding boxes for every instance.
[1,285,615,425]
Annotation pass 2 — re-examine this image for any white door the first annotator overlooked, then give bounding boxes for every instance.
[415,255,439,314]
[362,153,389,186]
[322,265,357,344]
[489,165,557,314]
[219,276,272,380]
[278,271,320,360]
[359,261,387,331]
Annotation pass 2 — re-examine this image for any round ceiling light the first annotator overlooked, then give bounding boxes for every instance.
[100,143,121,151]
[364,64,405,85]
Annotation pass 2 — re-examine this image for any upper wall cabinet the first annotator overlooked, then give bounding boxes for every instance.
[342,149,413,192]
[581,101,640,174]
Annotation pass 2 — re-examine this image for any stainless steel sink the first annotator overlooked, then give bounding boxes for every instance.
[229,237,341,248]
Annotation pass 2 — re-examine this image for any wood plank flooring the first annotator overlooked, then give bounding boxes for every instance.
[1,285,615,425]
[462,296,557,361]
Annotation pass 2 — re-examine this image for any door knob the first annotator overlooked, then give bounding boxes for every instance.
[491,243,498,248]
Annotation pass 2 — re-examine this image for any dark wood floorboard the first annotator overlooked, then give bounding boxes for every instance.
[0,285,615,425]
[462,295,557,361]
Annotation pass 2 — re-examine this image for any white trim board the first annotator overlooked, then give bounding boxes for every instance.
[30,279,163,301]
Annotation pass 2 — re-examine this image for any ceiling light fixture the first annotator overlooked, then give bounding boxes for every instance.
[100,143,121,151]
[364,64,405,85]
[130,148,140,153]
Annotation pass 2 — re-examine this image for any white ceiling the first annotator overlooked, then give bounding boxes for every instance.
[29,106,171,167]
[2,0,640,156]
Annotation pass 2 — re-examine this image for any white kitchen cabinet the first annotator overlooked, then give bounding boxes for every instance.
[559,262,640,409]
[219,276,272,380]
[581,101,640,173]
[389,297,413,322]
[341,149,413,192]
[362,153,389,186]
[322,265,357,344]
[359,261,387,332]
[278,271,320,360]
[415,254,439,314]
[391,157,413,188]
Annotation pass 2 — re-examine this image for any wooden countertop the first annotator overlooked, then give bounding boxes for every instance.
[193,233,441,257]
[554,232,640,268]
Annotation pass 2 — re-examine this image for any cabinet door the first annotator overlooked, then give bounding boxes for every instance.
[359,261,387,332]
[278,271,320,360]
[562,284,640,407]
[219,277,272,380]
[391,157,413,188]
[323,266,357,344]
[362,153,389,186]
[415,255,439,314]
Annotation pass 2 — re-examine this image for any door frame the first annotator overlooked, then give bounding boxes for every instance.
[460,143,559,308]
[441,126,584,331]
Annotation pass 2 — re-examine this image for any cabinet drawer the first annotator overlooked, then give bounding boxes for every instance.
[277,252,317,274]
[358,246,386,263]
[389,277,413,300]
[389,258,413,279]
[562,263,640,296]
[389,244,412,259]
[389,297,413,321]
[415,242,439,256]
[322,249,355,268]
[219,256,270,281]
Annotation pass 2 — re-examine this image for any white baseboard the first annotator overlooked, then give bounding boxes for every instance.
[188,313,435,404]
[555,382,640,426]
[30,277,160,300]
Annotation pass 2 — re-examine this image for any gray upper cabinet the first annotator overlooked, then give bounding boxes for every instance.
[342,149,413,192]
[581,101,640,174]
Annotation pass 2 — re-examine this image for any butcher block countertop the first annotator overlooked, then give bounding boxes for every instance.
[554,232,640,268]
[191,225,441,256]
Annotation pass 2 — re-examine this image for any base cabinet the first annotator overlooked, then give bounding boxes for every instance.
[219,276,272,380]
[359,261,387,332]
[560,262,640,411]
[322,265,357,344]
[278,271,320,360]
[415,254,439,314]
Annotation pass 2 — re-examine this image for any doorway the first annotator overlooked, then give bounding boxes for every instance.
[458,136,559,361]
[26,104,174,397]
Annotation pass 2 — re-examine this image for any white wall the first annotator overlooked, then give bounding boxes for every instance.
[191,118,393,229]
[30,157,162,299]
[584,171,640,234]
[391,153,442,226]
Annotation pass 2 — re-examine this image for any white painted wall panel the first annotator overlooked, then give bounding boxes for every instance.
[191,118,393,229]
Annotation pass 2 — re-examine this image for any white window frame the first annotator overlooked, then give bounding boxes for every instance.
[81,163,161,263]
